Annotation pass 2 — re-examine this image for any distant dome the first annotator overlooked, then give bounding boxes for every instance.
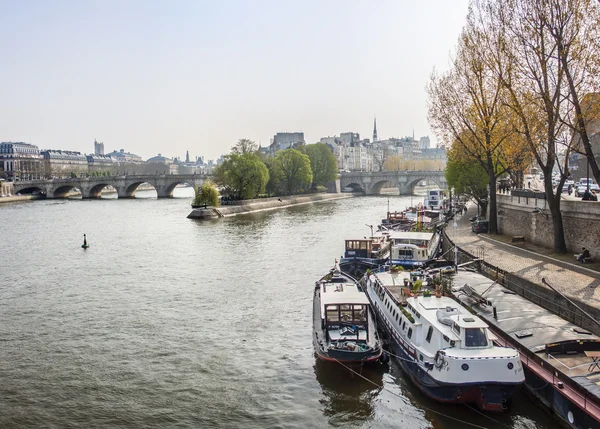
[147,154,172,163]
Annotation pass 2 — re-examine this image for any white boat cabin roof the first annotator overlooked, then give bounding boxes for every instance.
[320,281,370,308]
[388,231,433,241]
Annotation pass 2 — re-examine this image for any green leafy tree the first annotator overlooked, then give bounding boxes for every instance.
[213,153,269,199]
[271,149,312,195]
[301,143,338,188]
[446,145,489,215]
[193,181,220,208]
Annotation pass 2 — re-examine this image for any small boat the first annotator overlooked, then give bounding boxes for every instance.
[388,230,442,269]
[313,261,384,364]
[339,234,391,274]
[424,189,447,211]
[363,270,524,411]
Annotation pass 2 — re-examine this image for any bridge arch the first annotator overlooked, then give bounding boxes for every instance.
[121,182,157,199]
[88,183,115,199]
[402,176,446,195]
[15,186,45,196]
[342,182,366,194]
[368,180,392,195]
[52,185,82,199]
[160,180,199,198]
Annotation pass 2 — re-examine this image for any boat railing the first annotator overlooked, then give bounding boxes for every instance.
[546,353,595,377]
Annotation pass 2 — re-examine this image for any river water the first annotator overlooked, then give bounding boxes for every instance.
[0,190,558,429]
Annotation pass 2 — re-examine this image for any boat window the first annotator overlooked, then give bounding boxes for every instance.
[419,354,423,361]
[402,321,406,330]
[426,326,434,343]
[340,305,353,322]
[443,335,450,343]
[396,249,413,257]
[452,322,460,335]
[465,328,488,347]
[326,306,339,322]
[353,305,367,322]
[407,328,413,339]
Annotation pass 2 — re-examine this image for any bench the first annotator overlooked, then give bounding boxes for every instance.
[511,236,525,243]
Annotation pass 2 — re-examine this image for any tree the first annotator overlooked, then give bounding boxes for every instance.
[193,181,220,208]
[427,11,526,235]
[546,1,600,187]
[212,153,269,200]
[446,144,489,215]
[271,149,312,195]
[231,138,258,155]
[383,156,404,171]
[493,0,587,253]
[301,143,337,188]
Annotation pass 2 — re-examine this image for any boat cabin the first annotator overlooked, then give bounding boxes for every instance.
[388,231,435,263]
[424,189,447,211]
[344,236,389,259]
[320,280,371,342]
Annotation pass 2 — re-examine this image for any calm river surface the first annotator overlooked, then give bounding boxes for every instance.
[0,190,558,428]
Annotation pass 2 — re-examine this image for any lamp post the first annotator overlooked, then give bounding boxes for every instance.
[587,157,590,192]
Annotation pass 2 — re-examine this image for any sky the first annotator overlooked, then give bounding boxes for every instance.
[0,0,470,161]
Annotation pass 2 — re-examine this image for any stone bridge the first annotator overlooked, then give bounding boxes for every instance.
[340,170,447,195]
[13,174,208,199]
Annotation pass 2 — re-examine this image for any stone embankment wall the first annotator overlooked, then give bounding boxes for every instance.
[496,193,600,254]
[187,193,354,219]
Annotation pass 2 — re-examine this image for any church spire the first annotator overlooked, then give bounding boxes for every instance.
[373,116,378,142]
[185,150,190,163]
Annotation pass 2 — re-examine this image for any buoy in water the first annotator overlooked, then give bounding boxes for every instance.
[82,234,89,249]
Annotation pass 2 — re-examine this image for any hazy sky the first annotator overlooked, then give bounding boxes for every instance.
[1,0,469,161]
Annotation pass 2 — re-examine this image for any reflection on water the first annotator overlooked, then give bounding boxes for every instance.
[315,359,386,426]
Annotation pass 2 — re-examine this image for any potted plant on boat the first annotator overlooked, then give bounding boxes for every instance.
[390,265,403,274]
[413,279,423,296]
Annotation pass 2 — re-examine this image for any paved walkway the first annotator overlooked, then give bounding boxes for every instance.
[446,204,600,310]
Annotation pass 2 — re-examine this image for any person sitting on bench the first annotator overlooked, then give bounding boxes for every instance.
[577,247,591,263]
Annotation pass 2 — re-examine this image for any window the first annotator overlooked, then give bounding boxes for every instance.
[426,326,434,343]
[452,322,460,336]
[465,328,488,347]
[407,328,413,339]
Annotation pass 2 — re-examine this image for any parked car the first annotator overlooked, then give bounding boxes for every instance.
[472,219,489,233]
[575,183,599,197]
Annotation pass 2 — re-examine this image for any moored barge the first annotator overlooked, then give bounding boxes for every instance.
[452,270,600,428]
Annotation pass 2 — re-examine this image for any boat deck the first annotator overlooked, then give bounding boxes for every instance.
[451,270,600,406]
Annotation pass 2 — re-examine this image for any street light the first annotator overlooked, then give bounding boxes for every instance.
[366,224,374,237]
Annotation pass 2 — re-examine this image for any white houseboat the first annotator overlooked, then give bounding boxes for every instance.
[313,262,383,364]
[424,189,447,211]
[388,230,441,269]
[362,270,524,411]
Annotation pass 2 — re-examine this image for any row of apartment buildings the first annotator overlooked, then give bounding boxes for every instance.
[0,140,215,181]
[265,131,447,172]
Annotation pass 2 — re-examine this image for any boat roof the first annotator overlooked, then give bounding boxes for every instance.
[388,231,433,240]
[320,280,370,307]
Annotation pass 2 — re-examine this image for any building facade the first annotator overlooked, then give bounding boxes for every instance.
[269,132,305,154]
[105,149,144,163]
[0,142,43,181]
[41,150,89,178]
[87,154,117,174]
